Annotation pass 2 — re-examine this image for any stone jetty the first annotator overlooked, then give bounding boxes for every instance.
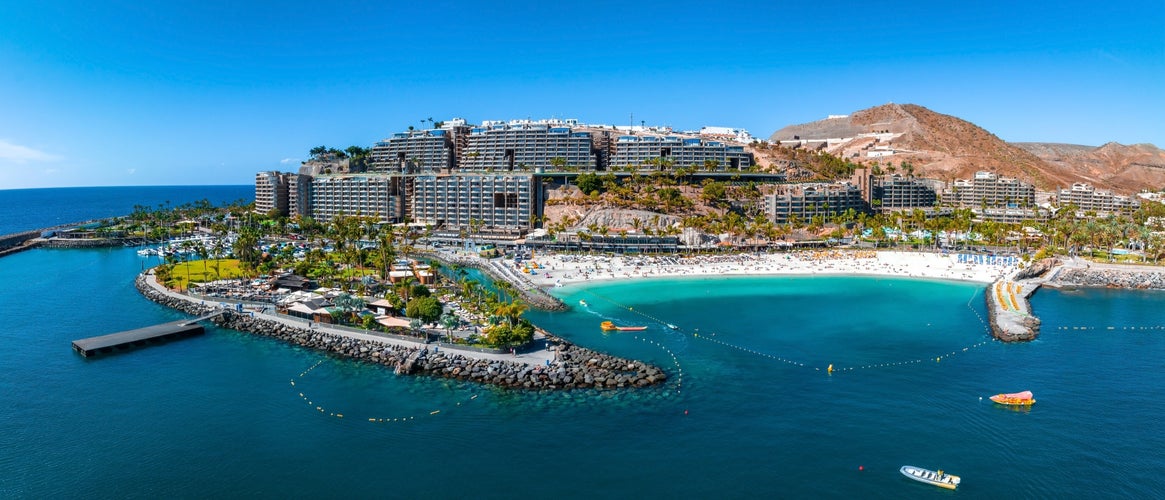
[987,257,1165,342]
[135,273,666,390]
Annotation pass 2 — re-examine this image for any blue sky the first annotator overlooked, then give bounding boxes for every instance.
[1,0,1162,189]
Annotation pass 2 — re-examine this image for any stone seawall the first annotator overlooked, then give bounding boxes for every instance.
[1048,267,1165,290]
[0,231,41,257]
[135,274,665,390]
[0,230,40,250]
[39,238,129,248]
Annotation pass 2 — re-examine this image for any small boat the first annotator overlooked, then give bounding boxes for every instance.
[990,390,1035,406]
[600,321,648,332]
[667,324,679,330]
[579,300,588,307]
[900,465,960,490]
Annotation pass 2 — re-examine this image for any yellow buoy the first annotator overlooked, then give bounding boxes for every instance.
[827,364,833,374]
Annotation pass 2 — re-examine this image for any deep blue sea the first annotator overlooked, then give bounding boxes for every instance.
[2,187,1164,498]
[0,185,253,235]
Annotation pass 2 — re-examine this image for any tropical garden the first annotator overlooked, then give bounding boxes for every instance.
[131,199,536,350]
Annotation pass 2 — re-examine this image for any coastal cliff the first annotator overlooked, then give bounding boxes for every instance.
[135,273,665,390]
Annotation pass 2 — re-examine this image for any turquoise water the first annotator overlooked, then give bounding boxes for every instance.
[2,187,1164,497]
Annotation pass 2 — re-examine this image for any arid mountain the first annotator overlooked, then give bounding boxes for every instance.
[1013,142,1165,193]
[769,103,1163,194]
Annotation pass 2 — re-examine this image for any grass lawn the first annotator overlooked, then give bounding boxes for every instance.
[165,259,247,289]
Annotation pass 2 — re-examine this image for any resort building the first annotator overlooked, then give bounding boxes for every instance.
[287,174,312,218]
[255,171,291,216]
[944,171,1036,209]
[307,174,404,224]
[409,174,538,233]
[459,120,598,171]
[870,175,941,213]
[974,208,1046,224]
[1056,183,1140,215]
[766,183,867,225]
[368,129,457,174]
[609,135,753,171]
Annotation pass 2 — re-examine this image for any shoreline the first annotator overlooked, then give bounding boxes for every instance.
[521,250,1014,290]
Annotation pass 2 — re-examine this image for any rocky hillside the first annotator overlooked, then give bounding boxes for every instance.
[770,103,1162,194]
[1013,142,1165,193]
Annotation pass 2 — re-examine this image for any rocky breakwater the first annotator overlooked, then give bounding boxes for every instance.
[401,340,668,390]
[1048,266,1165,290]
[135,274,665,390]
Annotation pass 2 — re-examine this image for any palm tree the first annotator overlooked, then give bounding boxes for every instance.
[440,312,459,342]
[376,225,398,281]
[492,299,528,328]
[458,279,480,309]
[196,242,209,281]
[396,276,418,304]
[494,280,517,303]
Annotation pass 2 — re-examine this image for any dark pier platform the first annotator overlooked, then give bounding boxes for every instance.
[72,312,223,357]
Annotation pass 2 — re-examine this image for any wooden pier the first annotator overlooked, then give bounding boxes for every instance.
[72,312,224,357]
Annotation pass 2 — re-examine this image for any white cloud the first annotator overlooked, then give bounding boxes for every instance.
[280,157,300,165]
[127,168,137,175]
[0,139,62,163]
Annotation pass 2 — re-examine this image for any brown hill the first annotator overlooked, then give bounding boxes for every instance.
[770,103,1162,194]
[1013,142,1165,193]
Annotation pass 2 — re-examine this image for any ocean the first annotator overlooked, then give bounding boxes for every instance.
[0,185,253,236]
[1,186,1163,498]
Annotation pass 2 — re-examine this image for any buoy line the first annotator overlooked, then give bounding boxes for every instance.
[966,287,993,336]
[579,287,998,375]
[290,358,480,424]
[691,331,807,368]
[631,334,685,396]
[825,339,995,372]
[1056,325,1165,331]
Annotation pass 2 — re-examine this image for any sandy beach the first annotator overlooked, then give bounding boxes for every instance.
[520,250,1015,288]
